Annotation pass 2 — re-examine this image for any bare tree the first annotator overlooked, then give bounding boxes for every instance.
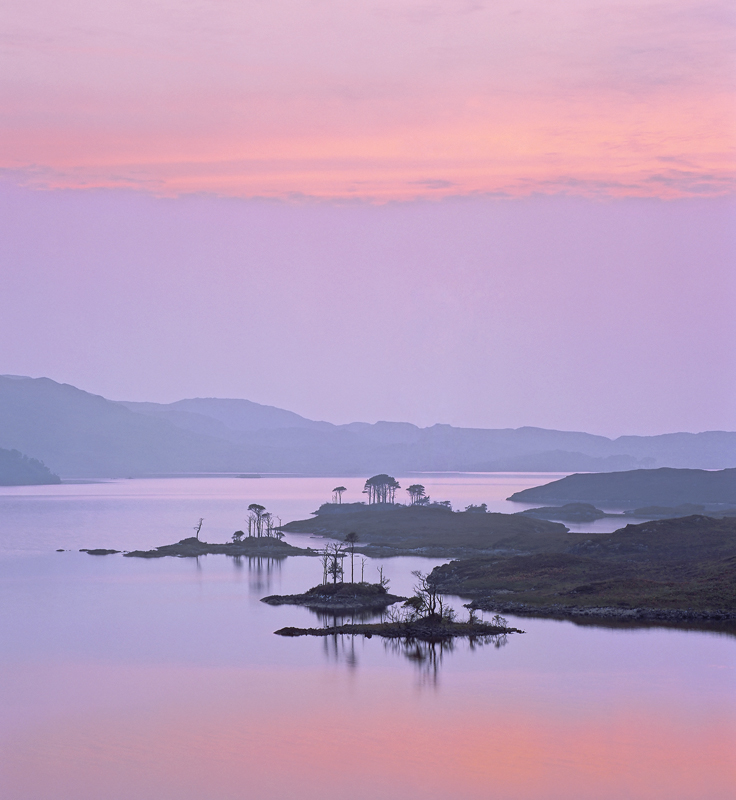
[377,565,390,589]
[193,518,204,540]
[360,557,367,583]
[247,504,266,537]
[320,549,331,585]
[323,542,347,584]
[332,486,347,504]
[409,570,454,621]
[344,532,358,583]
[363,474,401,504]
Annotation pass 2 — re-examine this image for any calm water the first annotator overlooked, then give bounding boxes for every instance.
[0,476,734,799]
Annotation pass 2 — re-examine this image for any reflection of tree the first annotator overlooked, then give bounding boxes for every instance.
[244,555,283,593]
[385,638,454,685]
[384,633,509,685]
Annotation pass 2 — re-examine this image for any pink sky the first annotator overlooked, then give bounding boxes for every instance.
[1,0,734,199]
[0,2,734,434]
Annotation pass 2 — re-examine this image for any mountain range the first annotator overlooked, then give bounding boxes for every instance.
[1,375,735,479]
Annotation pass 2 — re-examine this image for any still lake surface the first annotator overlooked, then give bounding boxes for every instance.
[0,475,734,799]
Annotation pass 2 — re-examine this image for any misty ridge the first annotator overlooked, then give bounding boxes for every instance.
[1,374,735,480]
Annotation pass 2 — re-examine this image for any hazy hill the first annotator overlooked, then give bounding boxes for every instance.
[120,397,332,437]
[508,467,736,509]
[0,447,61,485]
[1,375,735,478]
[0,376,254,477]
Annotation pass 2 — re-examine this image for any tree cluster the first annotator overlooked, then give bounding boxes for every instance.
[406,484,429,505]
[232,503,283,541]
[363,474,401,504]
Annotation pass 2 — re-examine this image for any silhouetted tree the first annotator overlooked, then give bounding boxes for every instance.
[193,518,204,540]
[363,474,400,504]
[232,529,245,543]
[407,484,429,505]
[345,532,358,583]
[377,565,390,589]
[247,503,267,537]
[323,542,347,584]
[332,486,347,504]
[409,570,454,621]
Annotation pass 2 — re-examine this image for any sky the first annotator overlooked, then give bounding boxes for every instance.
[0,0,734,436]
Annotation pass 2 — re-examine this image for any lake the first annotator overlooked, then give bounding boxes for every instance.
[0,475,734,799]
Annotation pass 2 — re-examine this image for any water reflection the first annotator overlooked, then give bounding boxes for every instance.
[387,633,510,685]
[321,631,361,670]
[310,603,514,681]
[241,555,284,594]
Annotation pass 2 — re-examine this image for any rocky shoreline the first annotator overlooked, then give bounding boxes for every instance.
[468,598,736,622]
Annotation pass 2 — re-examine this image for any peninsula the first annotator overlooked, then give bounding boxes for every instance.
[429,515,736,622]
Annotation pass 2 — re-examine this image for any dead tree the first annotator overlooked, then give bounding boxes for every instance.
[323,542,347,584]
[410,570,454,621]
[247,503,266,537]
[345,532,358,583]
[193,518,204,540]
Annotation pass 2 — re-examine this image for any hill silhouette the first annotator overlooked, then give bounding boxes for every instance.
[1,375,735,478]
[0,446,61,486]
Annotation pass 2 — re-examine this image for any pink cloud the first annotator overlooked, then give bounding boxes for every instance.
[0,1,734,198]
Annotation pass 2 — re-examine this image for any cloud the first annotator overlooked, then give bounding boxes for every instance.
[0,0,733,200]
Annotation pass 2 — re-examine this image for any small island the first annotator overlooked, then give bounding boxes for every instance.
[267,568,524,641]
[275,618,524,640]
[123,536,315,559]
[262,581,407,610]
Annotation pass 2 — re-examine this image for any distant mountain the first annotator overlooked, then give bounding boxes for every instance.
[0,376,250,477]
[119,397,331,437]
[507,468,736,509]
[0,447,61,486]
[1,375,735,479]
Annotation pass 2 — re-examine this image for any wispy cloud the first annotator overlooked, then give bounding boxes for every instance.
[0,0,733,199]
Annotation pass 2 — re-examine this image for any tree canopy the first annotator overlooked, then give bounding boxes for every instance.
[363,474,401,504]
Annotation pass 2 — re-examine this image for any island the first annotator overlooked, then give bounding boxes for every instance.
[266,568,525,642]
[274,618,524,641]
[507,467,736,511]
[516,502,608,522]
[262,581,407,610]
[279,502,572,557]
[123,536,316,558]
[428,515,736,622]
